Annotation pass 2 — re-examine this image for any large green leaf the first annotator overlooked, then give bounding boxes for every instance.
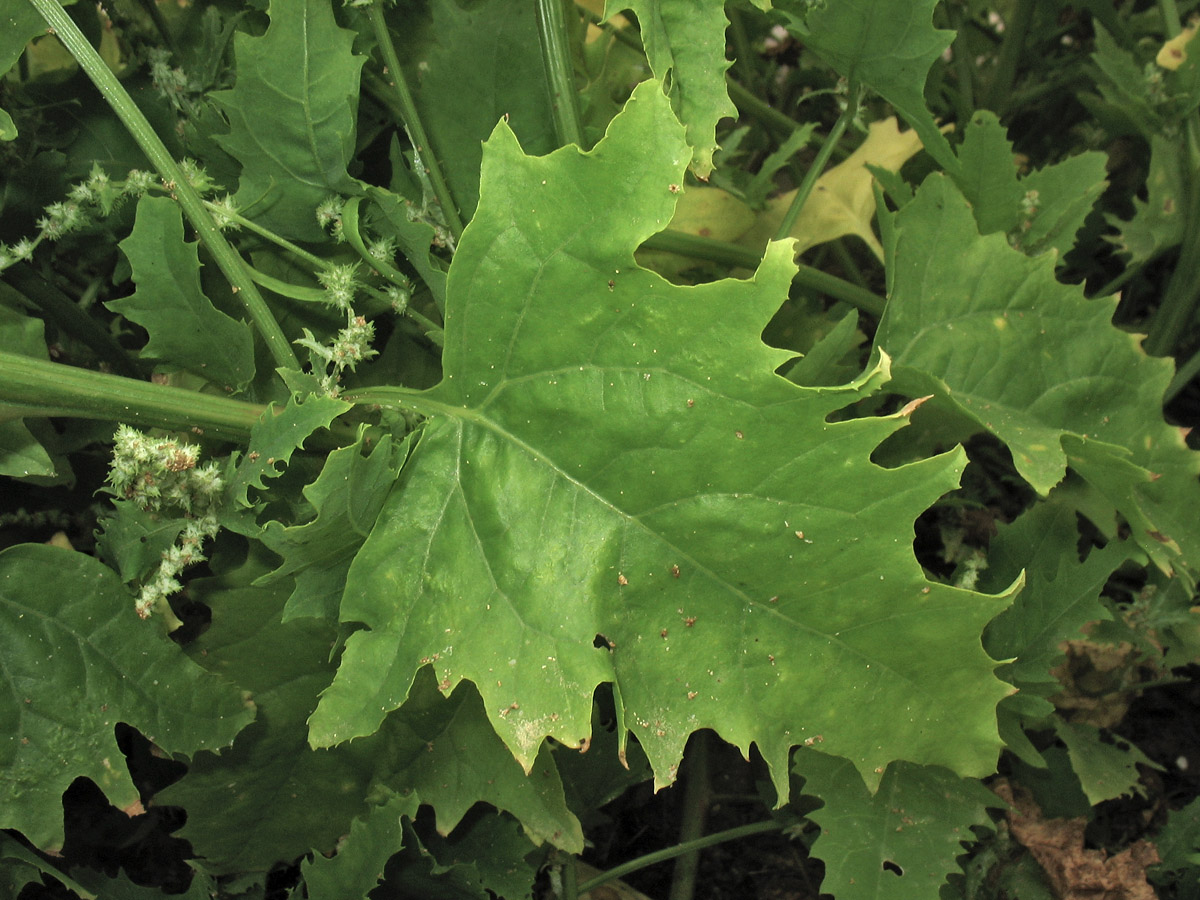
[796,749,1001,900]
[777,0,957,174]
[0,544,253,851]
[212,0,364,241]
[108,196,254,391]
[603,0,736,178]
[309,81,1013,797]
[875,174,1200,576]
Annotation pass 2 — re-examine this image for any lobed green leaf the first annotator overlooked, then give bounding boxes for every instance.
[0,545,253,850]
[311,81,1013,797]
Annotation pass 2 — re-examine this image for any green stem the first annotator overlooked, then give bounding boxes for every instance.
[1160,0,1184,38]
[2,266,143,379]
[27,0,299,372]
[984,0,1034,115]
[668,733,712,900]
[773,83,862,242]
[1144,117,1200,357]
[0,353,265,441]
[561,854,578,900]
[576,820,784,895]
[367,2,465,242]
[537,0,587,149]
[341,197,417,291]
[947,2,976,125]
[641,230,886,318]
[726,77,806,139]
[203,199,328,270]
[1166,343,1200,403]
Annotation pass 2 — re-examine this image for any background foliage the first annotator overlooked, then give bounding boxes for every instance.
[2,0,1200,898]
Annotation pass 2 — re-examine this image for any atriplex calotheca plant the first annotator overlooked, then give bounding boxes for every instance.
[2,0,1200,898]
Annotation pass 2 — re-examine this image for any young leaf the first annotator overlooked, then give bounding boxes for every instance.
[224,393,349,511]
[955,111,1108,258]
[212,0,365,241]
[109,196,254,392]
[310,81,1013,797]
[875,174,1200,574]
[795,748,1002,900]
[258,431,408,621]
[1053,719,1161,805]
[301,791,418,900]
[602,0,737,178]
[0,544,254,851]
[777,0,957,174]
[980,496,1128,692]
[1107,135,1186,266]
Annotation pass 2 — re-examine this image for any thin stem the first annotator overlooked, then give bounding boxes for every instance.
[203,200,327,270]
[341,197,418,291]
[668,733,712,900]
[947,2,976,125]
[772,84,862,242]
[367,2,465,242]
[726,77,806,139]
[537,0,587,149]
[641,230,886,318]
[576,820,784,895]
[1166,343,1200,403]
[984,0,1034,115]
[1145,117,1200,357]
[0,353,266,441]
[27,0,299,372]
[1160,0,1184,38]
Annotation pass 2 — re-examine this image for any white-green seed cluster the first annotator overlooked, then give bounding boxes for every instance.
[107,425,223,619]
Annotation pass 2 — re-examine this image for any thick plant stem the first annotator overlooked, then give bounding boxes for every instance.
[205,200,328,270]
[576,820,783,894]
[772,83,863,242]
[642,230,887,318]
[668,733,713,900]
[367,1,465,242]
[537,0,587,149]
[0,353,266,441]
[27,0,299,372]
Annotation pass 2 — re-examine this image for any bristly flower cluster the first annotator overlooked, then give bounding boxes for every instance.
[107,426,224,619]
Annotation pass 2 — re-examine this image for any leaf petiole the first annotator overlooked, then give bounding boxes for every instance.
[0,352,265,441]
